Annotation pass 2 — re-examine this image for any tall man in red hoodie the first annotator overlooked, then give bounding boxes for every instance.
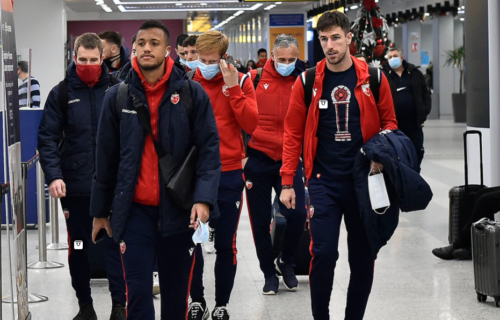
[279,11,398,320]
[187,31,258,320]
[245,34,307,295]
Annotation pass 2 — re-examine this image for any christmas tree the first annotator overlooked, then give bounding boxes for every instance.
[350,0,393,68]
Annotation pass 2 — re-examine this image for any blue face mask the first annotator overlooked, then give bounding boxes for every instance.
[198,61,220,80]
[192,219,209,244]
[389,57,402,69]
[276,60,296,77]
[186,59,199,70]
[179,57,187,65]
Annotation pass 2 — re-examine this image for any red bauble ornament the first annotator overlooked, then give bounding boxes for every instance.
[373,44,386,57]
[377,39,383,44]
[372,17,384,29]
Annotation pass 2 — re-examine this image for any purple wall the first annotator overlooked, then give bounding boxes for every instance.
[67,20,184,59]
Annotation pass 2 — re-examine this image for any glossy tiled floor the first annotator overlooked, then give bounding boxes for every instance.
[2,120,499,319]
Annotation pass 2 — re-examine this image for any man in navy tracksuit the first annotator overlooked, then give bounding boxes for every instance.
[38,33,126,320]
[280,12,398,320]
[90,21,221,320]
[245,34,307,295]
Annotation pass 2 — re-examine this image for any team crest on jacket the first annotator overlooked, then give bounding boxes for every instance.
[361,83,371,97]
[63,209,70,219]
[309,205,314,218]
[120,241,126,254]
[222,85,230,97]
[171,93,180,104]
[245,180,253,189]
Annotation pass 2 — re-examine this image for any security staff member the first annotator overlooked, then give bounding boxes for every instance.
[187,30,258,320]
[245,34,307,295]
[38,33,126,320]
[90,20,221,320]
[280,11,398,320]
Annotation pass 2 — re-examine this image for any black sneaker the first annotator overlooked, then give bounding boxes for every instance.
[275,254,298,291]
[453,248,472,260]
[212,306,230,320]
[188,302,209,320]
[262,275,279,295]
[432,244,455,260]
[109,304,126,320]
[73,302,97,320]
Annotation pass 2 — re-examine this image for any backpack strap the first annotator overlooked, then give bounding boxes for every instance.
[302,67,316,113]
[58,80,68,126]
[110,76,120,86]
[179,80,194,127]
[253,68,263,90]
[115,82,128,120]
[368,67,381,105]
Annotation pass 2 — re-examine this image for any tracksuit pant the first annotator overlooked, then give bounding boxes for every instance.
[454,186,500,249]
[401,126,424,167]
[120,202,196,320]
[191,170,245,307]
[307,176,374,320]
[243,148,307,277]
[60,196,126,306]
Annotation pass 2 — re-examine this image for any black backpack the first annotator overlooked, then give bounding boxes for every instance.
[302,66,381,112]
[114,80,194,125]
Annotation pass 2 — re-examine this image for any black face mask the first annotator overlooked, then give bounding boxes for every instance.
[104,53,121,71]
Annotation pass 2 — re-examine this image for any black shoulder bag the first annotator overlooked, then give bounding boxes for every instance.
[125,83,198,211]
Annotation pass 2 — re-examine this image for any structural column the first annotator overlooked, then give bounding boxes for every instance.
[402,20,421,66]
[432,13,454,118]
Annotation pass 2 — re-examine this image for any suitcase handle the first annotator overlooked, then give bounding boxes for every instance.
[463,131,484,190]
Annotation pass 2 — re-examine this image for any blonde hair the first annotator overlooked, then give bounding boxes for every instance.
[196,31,229,56]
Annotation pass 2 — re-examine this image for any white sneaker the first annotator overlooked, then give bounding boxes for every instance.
[203,225,215,254]
[153,272,160,295]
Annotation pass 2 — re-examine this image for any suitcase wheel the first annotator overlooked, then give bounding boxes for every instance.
[495,297,500,308]
[476,292,487,303]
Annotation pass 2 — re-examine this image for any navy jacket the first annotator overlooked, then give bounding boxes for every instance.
[90,61,221,242]
[113,61,132,82]
[38,62,116,197]
[353,130,433,258]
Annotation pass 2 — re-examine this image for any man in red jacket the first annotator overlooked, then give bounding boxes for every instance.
[279,11,397,320]
[245,34,307,295]
[187,31,258,320]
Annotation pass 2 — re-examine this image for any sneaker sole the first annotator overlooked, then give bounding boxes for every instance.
[203,308,210,319]
[153,284,160,295]
[262,290,278,295]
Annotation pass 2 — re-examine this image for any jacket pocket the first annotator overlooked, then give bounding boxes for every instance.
[61,152,91,170]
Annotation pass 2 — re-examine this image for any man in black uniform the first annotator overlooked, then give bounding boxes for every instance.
[38,33,126,320]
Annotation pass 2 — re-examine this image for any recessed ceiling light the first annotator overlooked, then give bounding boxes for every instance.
[275,1,282,4]
[176,3,183,6]
[460,18,464,21]
[350,5,358,10]
[200,2,207,5]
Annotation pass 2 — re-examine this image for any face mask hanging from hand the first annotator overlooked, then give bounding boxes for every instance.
[192,219,209,244]
[368,170,390,214]
[276,60,296,77]
[198,62,220,80]
[388,57,402,69]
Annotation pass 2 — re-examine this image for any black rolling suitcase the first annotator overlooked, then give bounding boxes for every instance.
[270,188,312,275]
[448,131,486,244]
[472,218,500,307]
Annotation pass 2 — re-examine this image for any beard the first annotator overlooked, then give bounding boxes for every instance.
[138,57,165,71]
[326,48,348,66]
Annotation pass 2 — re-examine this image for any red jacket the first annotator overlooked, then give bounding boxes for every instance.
[249,59,297,161]
[132,56,174,206]
[280,57,398,185]
[193,69,258,171]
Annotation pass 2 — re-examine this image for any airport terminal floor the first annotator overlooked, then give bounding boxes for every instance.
[1,119,498,319]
